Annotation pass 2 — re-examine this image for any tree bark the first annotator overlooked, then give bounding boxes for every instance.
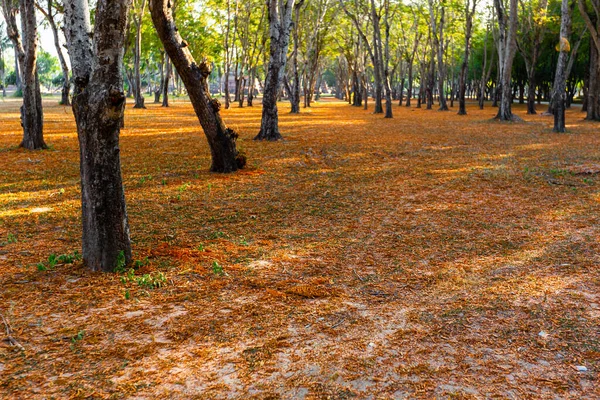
[458,0,478,115]
[132,0,147,109]
[494,0,519,121]
[255,0,296,140]
[64,0,132,272]
[553,0,571,132]
[577,0,600,120]
[150,0,245,171]
[162,54,171,107]
[20,0,45,149]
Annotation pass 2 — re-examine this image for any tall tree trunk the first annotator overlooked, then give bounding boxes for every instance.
[429,0,448,111]
[155,53,164,103]
[553,0,571,132]
[458,0,477,115]
[133,0,147,109]
[20,0,45,149]
[494,0,519,121]
[64,0,132,272]
[289,0,303,113]
[255,0,296,140]
[150,0,245,171]
[577,0,600,121]
[162,54,171,107]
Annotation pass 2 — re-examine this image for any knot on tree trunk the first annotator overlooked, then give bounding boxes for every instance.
[197,62,211,78]
[210,98,221,112]
[108,87,125,107]
[74,75,89,89]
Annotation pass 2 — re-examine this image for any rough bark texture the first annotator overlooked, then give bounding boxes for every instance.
[255,0,295,140]
[288,0,303,114]
[458,0,477,115]
[133,0,147,109]
[20,0,45,149]
[429,0,448,111]
[577,0,600,121]
[553,0,571,132]
[162,54,171,107]
[64,0,132,272]
[150,0,245,171]
[494,0,519,121]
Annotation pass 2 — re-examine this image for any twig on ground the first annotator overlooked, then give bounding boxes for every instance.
[1,313,24,350]
[353,268,366,282]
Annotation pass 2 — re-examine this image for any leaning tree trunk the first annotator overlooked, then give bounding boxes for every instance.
[255,0,296,140]
[64,0,132,272]
[150,0,245,172]
[553,0,571,132]
[20,0,45,150]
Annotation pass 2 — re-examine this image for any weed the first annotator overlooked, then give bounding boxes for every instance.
[197,244,205,252]
[134,257,149,268]
[120,267,166,289]
[71,330,85,343]
[114,251,127,273]
[210,231,226,239]
[36,251,81,271]
[7,233,17,244]
[136,272,167,289]
[212,261,224,276]
[178,182,190,193]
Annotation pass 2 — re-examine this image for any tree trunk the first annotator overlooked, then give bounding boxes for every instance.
[553,0,571,132]
[133,0,147,109]
[162,54,171,107]
[458,0,477,115]
[288,1,302,114]
[405,64,413,107]
[255,0,296,140]
[19,0,45,150]
[155,53,164,103]
[64,0,132,272]
[150,0,245,171]
[494,0,519,121]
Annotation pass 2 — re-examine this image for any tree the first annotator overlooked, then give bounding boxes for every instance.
[64,0,132,271]
[36,0,71,105]
[457,0,479,115]
[286,0,305,113]
[429,0,449,111]
[132,0,148,108]
[577,0,600,120]
[255,0,296,140]
[494,0,520,121]
[150,0,246,171]
[553,0,571,132]
[19,0,46,149]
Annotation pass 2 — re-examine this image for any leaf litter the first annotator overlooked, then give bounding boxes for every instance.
[0,98,599,398]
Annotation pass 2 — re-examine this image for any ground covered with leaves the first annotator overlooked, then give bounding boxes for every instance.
[1,97,599,399]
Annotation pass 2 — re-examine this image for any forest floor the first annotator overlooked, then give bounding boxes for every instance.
[0,97,599,399]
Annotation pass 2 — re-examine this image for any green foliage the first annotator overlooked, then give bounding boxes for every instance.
[36,251,81,271]
[211,261,224,276]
